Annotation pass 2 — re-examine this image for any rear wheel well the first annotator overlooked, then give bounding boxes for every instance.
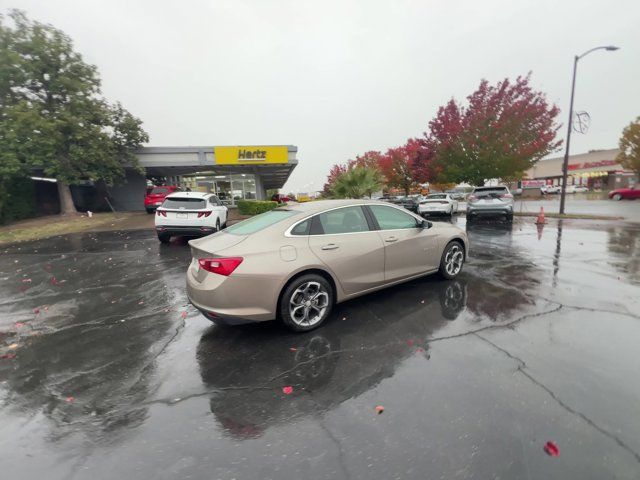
[276,269,337,318]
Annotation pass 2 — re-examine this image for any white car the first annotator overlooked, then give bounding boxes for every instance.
[574,185,588,193]
[417,193,459,217]
[155,192,228,243]
[542,185,561,194]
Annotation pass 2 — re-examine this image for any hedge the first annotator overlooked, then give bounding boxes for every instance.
[0,177,37,225]
[237,200,279,215]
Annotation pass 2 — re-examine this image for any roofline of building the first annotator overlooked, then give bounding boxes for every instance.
[137,145,298,154]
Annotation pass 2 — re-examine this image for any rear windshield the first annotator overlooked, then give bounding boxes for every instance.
[151,187,170,195]
[474,187,508,196]
[162,197,205,209]
[427,194,447,199]
[225,209,297,235]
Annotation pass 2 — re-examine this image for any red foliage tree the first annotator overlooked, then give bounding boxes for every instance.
[428,74,562,186]
[405,138,438,184]
[379,147,414,195]
[323,163,349,195]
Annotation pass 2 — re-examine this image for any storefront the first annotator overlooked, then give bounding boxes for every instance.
[525,148,637,190]
[101,145,297,211]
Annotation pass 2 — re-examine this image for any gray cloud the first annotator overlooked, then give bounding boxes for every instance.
[2,0,637,192]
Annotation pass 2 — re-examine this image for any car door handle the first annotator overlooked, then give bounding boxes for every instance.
[385,236,398,243]
[321,243,339,250]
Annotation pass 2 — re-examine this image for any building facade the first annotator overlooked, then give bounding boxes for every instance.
[107,145,298,211]
[526,148,637,190]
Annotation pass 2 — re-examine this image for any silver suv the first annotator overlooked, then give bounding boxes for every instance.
[467,186,514,222]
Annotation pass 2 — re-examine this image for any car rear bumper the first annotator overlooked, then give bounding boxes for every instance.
[419,205,451,215]
[467,205,513,216]
[186,264,279,323]
[156,225,216,236]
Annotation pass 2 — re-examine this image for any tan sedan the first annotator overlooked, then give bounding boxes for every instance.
[187,200,468,331]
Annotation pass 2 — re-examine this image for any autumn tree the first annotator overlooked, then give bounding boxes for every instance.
[616,116,640,176]
[428,74,561,186]
[405,138,437,184]
[0,10,148,215]
[322,163,348,196]
[379,147,414,195]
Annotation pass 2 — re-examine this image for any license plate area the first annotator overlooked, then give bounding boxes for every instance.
[177,212,188,219]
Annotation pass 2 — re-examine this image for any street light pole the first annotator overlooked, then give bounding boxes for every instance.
[558,45,619,215]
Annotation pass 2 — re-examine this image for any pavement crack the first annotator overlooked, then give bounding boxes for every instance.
[475,333,640,464]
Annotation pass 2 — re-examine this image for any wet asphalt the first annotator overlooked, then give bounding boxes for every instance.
[1,217,640,479]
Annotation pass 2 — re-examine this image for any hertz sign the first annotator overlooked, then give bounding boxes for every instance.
[214,146,289,165]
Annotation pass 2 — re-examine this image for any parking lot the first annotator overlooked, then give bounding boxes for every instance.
[1,217,640,479]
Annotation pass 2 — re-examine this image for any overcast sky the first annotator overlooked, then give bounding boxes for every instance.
[2,0,638,192]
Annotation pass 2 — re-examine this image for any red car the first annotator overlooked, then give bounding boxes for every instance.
[145,185,181,213]
[608,186,640,201]
[271,193,291,203]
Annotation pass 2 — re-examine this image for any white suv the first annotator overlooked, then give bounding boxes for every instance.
[155,192,228,243]
[467,186,514,222]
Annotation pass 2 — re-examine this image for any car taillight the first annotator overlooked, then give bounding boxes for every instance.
[500,193,513,199]
[156,210,167,217]
[198,257,243,276]
[197,211,212,218]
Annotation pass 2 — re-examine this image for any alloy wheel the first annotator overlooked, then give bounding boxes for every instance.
[289,281,329,327]
[444,244,464,276]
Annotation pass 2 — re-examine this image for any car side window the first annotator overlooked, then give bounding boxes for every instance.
[290,219,311,236]
[369,205,418,230]
[315,206,370,234]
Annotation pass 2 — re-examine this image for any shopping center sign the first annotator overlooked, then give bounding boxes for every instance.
[567,159,617,171]
[214,146,289,165]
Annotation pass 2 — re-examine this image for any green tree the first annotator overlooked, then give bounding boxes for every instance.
[0,10,148,215]
[616,117,640,176]
[330,166,383,199]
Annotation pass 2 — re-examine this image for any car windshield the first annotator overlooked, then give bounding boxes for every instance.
[150,187,169,195]
[225,209,297,235]
[427,194,447,199]
[161,197,205,209]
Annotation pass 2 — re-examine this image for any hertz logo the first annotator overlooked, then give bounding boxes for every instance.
[238,149,267,160]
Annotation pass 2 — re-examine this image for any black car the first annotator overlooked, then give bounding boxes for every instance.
[399,195,423,212]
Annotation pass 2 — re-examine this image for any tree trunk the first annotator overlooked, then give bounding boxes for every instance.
[57,180,77,215]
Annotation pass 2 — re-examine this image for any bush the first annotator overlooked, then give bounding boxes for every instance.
[0,177,37,225]
[237,200,278,215]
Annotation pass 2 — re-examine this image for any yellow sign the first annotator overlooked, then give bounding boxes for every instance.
[214,146,289,165]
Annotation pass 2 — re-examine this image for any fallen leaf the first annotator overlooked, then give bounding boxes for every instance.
[34,308,40,315]
[543,441,559,457]
[407,339,414,347]
[50,277,58,285]
[342,317,347,321]
[420,300,425,304]
[181,311,187,318]
[1,353,16,359]
[375,405,385,414]
[65,396,74,403]
[8,343,19,350]
[289,347,297,352]
[15,322,25,328]
[282,386,293,395]
[138,301,144,305]
[22,278,32,283]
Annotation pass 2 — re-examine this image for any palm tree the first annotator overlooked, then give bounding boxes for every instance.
[330,166,384,199]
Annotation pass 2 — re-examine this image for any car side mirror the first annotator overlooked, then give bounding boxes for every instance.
[420,219,432,229]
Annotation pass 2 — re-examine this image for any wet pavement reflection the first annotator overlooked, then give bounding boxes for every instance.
[1,218,640,479]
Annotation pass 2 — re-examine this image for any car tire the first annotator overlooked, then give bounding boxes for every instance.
[506,213,514,223]
[146,208,154,214]
[215,218,221,232]
[279,274,334,332]
[439,241,465,280]
[612,193,622,201]
[157,232,171,244]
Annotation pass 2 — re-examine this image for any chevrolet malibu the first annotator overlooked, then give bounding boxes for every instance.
[186,200,468,332]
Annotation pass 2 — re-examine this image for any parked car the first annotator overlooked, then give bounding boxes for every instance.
[466,186,514,222]
[418,193,459,217]
[186,200,468,332]
[400,194,423,212]
[541,185,561,194]
[155,192,228,243]
[145,185,181,213]
[573,185,589,193]
[608,186,640,201]
[445,189,469,201]
[271,193,291,203]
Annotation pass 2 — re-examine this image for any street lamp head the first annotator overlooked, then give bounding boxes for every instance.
[605,45,620,51]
